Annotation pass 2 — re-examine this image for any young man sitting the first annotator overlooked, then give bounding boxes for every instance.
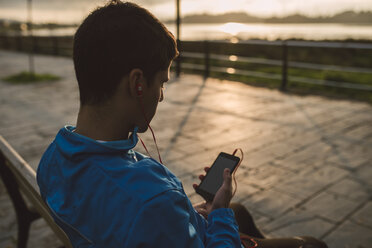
[37,1,328,247]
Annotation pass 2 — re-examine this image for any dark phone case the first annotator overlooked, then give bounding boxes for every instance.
[195,152,240,201]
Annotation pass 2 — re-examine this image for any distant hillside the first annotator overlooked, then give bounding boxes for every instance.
[330,11,372,23]
[266,11,372,23]
[168,11,372,24]
[0,19,77,32]
[179,12,261,23]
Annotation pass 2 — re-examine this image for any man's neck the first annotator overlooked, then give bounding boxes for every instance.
[75,105,132,141]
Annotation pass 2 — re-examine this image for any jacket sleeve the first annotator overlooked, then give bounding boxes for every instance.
[123,189,241,248]
[205,208,242,247]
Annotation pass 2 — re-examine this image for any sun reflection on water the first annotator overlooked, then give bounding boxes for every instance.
[229,55,238,61]
[219,22,247,36]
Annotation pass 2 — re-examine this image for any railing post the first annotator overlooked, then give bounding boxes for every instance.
[33,36,38,53]
[176,39,181,78]
[0,35,8,49]
[3,35,11,50]
[28,36,35,74]
[281,41,288,91]
[53,36,59,55]
[204,40,210,79]
[17,36,23,51]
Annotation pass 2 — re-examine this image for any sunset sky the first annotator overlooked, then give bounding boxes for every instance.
[1,0,372,23]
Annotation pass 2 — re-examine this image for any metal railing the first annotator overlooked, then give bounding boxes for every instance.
[0,35,74,57]
[177,40,372,91]
[1,35,372,91]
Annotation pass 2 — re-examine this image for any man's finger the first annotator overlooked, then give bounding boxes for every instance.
[198,209,208,218]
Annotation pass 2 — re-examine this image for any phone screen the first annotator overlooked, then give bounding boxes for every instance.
[196,152,240,201]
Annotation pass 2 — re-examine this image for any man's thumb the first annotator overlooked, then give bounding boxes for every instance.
[223,168,232,183]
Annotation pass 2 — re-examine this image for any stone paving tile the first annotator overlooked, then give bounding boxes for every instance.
[273,165,348,200]
[273,143,330,173]
[320,109,372,137]
[242,189,303,219]
[28,219,63,248]
[1,50,372,247]
[239,164,295,190]
[246,210,273,232]
[0,240,15,248]
[274,175,328,200]
[323,220,372,248]
[350,164,372,188]
[325,145,372,170]
[350,201,372,229]
[306,165,349,184]
[263,208,334,239]
[175,151,216,173]
[231,183,261,203]
[300,192,362,223]
[237,149,276,169]
[344,122,372,140]
[327,178,371,202]
[0,185,18,248]
[0,193,16,237]
[165,157,199,178]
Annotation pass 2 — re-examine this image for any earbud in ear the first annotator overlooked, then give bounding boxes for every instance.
[136,83,143,96]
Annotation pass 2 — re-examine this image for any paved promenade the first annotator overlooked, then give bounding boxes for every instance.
[0,50,371,247]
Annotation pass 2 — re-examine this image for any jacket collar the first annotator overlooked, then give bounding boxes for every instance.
[56,125,139,156]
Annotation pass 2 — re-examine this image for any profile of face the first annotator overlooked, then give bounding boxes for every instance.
[136,65,170,132]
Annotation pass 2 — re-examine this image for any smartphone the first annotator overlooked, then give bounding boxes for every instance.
[195,152,240,201]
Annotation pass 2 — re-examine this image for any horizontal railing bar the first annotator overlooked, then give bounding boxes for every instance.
[289,76,372,91]
[190,39,372,49]
[210,66,282,80]
[210,54,282,66]
[177,63,283,81]
[207,40,284,46]
[289,61,372,74]
[183,52,282,66]
[182,52,204,59]
[180,63,205,70]
[182,52,372,74]
[287,40,372,49]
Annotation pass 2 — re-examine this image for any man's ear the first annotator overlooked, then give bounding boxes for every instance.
[128,69,145,98]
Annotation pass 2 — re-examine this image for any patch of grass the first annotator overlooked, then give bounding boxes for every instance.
[287,81,372,103]
[3,71,60,84]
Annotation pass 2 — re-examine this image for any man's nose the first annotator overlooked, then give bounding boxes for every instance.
[159,88,164,102]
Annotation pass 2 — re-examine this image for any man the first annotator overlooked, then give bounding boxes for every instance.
[37,1,327,247]
[37,1,241,247]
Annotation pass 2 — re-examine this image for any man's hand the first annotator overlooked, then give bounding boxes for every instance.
[193,201,208,219]
[210,168,233,210]
[193,167,234,216]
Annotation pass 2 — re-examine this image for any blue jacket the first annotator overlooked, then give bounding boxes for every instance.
[37,126,242,247]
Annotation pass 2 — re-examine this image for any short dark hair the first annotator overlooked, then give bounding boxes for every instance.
[73,1,178,105]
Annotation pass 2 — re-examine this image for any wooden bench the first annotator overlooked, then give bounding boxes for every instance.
[0,135,72,248]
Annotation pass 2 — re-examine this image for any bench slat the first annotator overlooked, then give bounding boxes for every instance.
[0,135,72,248]
[0,136,38,190]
